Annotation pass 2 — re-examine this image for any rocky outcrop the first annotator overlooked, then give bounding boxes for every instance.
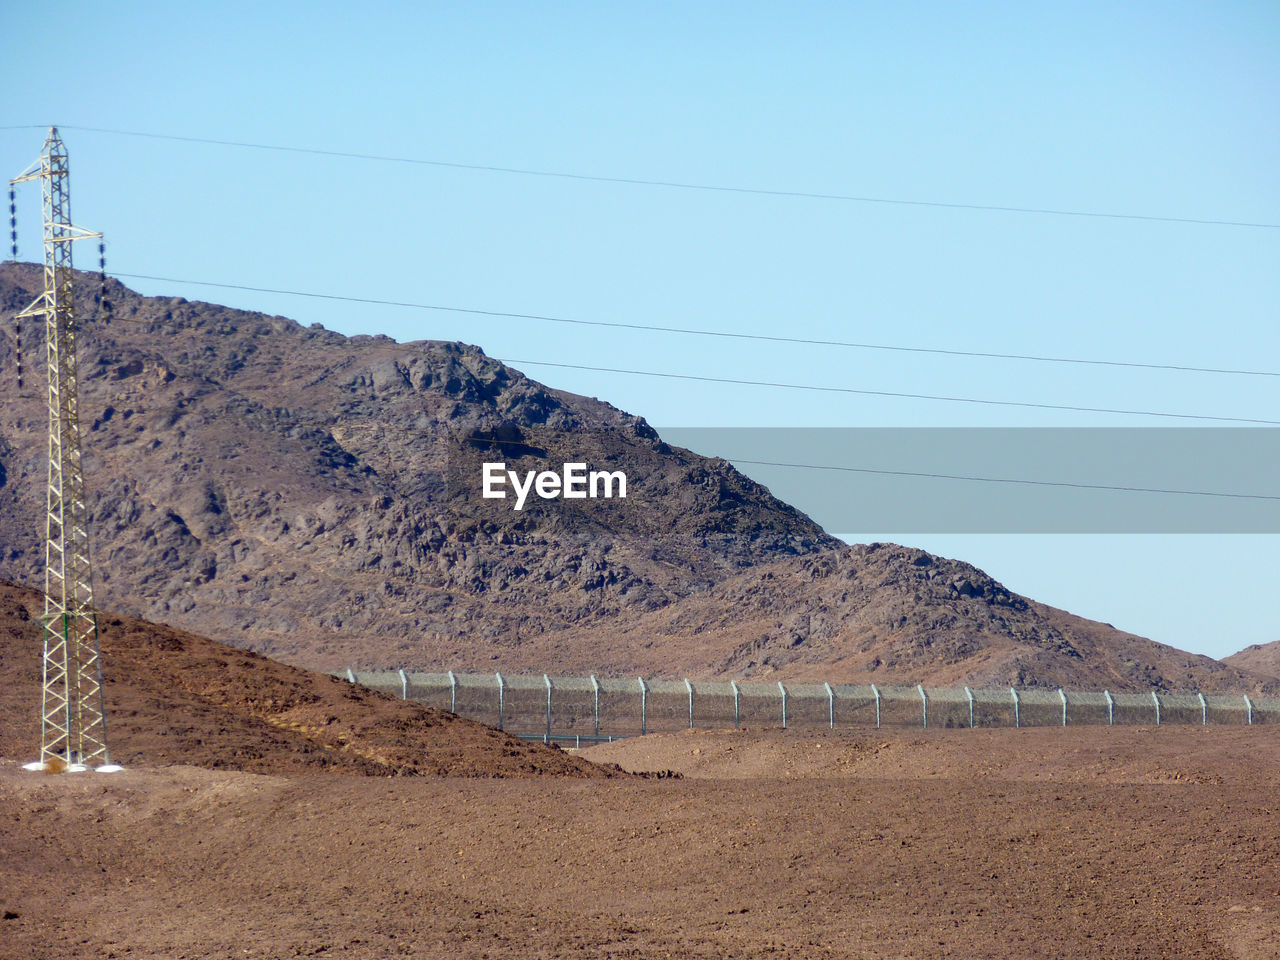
[0,263,833,669]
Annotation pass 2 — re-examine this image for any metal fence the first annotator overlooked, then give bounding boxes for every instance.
[340,669,1280,742]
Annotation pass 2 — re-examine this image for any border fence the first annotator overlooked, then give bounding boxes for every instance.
[338,669,1280,745]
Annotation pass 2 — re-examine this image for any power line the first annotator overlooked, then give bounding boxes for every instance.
[498,358,1280,426]
[10,268,1277,481]
[723,458,1280,502]
[92,271,1280,424]
[55,125,1280,230]
[112,272,1280,379]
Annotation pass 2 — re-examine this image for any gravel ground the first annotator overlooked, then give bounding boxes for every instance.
[2,725,1277,959]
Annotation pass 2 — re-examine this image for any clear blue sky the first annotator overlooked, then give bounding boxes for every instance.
[3,1,1277,660]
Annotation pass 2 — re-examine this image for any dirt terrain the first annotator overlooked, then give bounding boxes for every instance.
[1,725,1276,960]
[1,581,1277,958]
[0,580,604,779]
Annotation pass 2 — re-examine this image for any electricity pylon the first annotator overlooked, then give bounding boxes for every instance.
[10,127,113,770]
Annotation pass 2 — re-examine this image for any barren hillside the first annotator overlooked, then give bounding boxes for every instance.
[0,580,609,778]
[1,263,1268,693]
[1225,641,1280,681]
[0,262,831,667]
[510,542,1279,691]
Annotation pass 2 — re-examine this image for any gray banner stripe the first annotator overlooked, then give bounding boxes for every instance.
[658,428,1280,534]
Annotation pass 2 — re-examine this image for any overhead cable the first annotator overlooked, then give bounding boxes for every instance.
[723,458,1280,501]
[498,358,1280,426]
[111,272,1280,379]
[54,125,1280,230]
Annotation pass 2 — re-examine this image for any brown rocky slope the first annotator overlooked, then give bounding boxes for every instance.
[0,262,832,665]
[1225,641,1280,682]
[0,579,611,777]
[538,542,1277,691]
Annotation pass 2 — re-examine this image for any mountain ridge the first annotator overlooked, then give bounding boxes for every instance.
[0,261,833,659]
[530,542,1276,692]
[1,262,1270,694]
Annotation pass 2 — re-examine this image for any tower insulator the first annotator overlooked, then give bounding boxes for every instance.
[95,240,111,321]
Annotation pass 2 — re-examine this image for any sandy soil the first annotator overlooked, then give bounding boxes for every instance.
[0,581,609,780]
[2,725,1278,960]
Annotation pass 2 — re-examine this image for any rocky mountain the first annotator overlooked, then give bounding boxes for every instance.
[1224,641,1280,682]
[538,543,1276,692]
[0,262,832,666]
[1,262,1270,693]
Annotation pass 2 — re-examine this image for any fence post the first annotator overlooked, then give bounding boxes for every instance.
[346,667,356,683]
[417,673,1268,733]
[590,675,600,737]
[399,668,408,700]
[544,674,553,744]
[638,677,648,736]
[495,672,505,731]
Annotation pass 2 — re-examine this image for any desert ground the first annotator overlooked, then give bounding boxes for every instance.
[1,583,1277,958]
[2,724,1278,960]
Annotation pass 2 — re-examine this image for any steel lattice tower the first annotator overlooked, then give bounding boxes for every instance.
[11,127,111,768]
